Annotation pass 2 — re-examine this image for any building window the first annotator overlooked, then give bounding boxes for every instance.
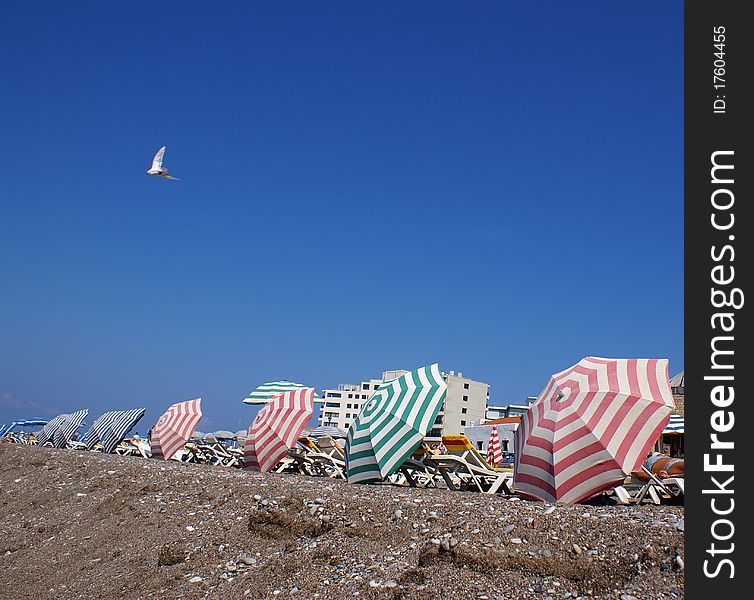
[362,394,368,399]
[463,395,468,402]
[362,383,369,390]
[374,384,380,390]
[325,402,340,408]
[462,407,467,414]
[464,383,470,390]
[429,429,442,437]
[477,441,483,450]
[327,392,342,398]
[348,394,353,399]
[347,403,352,409]
[434,416,443,425]
[460,420,466,427]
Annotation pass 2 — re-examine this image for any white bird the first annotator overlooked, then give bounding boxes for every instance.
[147,146,179,180]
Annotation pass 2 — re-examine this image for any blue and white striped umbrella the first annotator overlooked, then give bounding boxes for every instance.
[50,410,89,448]
[662,413,684,434]
[82,409,146,453]
[37,413,80,446]
[304,425,349,439]
[82,411,117,449]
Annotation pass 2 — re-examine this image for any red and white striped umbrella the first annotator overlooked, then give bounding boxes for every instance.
[514,357,673,504]
[151,398,203,460]
[244,387,315,472]
[486,426,503,467]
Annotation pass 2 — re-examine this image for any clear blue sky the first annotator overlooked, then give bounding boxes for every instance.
[0,2,683,432]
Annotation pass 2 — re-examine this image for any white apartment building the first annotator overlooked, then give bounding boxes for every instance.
[317,369,489,443]
[426,370,489,442]
[317,370,407,430]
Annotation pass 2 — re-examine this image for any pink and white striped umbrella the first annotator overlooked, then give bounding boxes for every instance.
[486,426,503,467]
[244,387,315,472]
[514,357,673,504]
[151,398,203,460]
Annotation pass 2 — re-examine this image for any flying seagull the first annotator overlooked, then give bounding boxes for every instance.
[147,146,179,180]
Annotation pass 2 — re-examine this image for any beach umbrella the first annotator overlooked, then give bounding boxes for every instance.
[151,399,203,460]
[486,426,503,467]
[190,431,205,441]
[244,387,315,472]
[234,429,247,440]
[210,430,236,440]
[52,410,89,448]
[100,408,147,453]
[81,412,117,449]
[514,357,674,504]
[37,411,88,447]
[243,381,322,405]
[0,418,47,437]
[36,414,73,446]
[305,425,349,439]
[345,364,447,484]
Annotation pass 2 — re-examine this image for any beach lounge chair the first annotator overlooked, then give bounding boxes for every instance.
[424,434,514,494]
[112,436,151,459]
[386,443,441,488]
[315,435,346,460]
[279,436,346,479]
[200,441,243,467]
[612,466,684,505]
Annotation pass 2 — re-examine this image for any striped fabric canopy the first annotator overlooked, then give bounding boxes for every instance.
[53,410,89,448]
[0,419,47,436]
[487,426,503,466]
[36,414,72,446]
[151,399,203,460]
[81,412,114,449]
[244,387,315,472]
[663,413,684,434]
[82,409,146,453]
[345,364,447,484]
[243,381,322,405]
[37,410,88,447]
[304,425,349,439]
[514,357,673,504]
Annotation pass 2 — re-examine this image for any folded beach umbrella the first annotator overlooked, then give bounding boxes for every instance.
[345,364,447,484]
[52,409,89,448]
[151,398,203,460]
[514,357,674,504]
[487,426,503,467]
[244,387,315,472]
[243,381,322,405]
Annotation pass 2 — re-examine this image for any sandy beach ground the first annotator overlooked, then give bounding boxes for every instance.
[0,444,683,599]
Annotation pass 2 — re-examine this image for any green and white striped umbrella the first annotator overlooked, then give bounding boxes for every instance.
[243,381,323,405]
[345,364,447,483]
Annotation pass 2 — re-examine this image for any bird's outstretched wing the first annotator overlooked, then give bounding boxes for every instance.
[151,146,166,170]
[164,175,179,181]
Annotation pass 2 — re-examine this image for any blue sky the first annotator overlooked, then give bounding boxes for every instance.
[0,2,683,432]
